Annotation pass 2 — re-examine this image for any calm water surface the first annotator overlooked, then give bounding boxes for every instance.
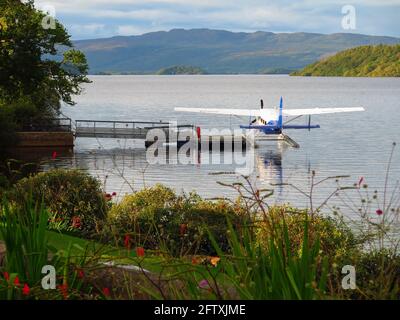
[41,75,400,218]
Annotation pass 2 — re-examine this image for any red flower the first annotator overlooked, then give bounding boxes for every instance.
[376,209,383,216]
[136,247,145,257]
[77,269,85,279]
[179,223,187,236]
[52,151,57,159]
[3,272,9,281]
[124,234,131,250]
[57,283,68,300]
[71,216,82,229]
[102,287,111,297]
[14,276,20,286]
[112,192,117,196]
[22,284,30,296]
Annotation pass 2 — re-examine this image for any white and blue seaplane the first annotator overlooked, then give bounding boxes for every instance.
[175,97,364,148]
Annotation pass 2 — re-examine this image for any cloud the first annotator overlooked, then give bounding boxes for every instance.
[69,23,105,33]
[33,0,400,39]
[116,24,160,36]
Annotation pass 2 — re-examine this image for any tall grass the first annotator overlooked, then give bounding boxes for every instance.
[0,197,49,285]
[207,218,328,300]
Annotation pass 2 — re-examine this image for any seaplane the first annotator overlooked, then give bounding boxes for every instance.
[175,97,364,148]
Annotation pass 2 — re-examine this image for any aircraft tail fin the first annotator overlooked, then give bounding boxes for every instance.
[278,97,283,128]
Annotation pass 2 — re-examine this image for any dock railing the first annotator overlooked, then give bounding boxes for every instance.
[75,120,196,139]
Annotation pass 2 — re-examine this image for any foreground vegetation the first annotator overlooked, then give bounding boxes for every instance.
[292,45,400,77]
[0,163,399,300]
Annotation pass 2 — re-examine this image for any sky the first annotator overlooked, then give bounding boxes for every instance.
[32,0,400,40]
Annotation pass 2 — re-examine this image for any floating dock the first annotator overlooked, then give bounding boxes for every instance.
[13,118,300,149]
[75,120,173,139]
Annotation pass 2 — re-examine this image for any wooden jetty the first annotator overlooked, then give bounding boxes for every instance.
[75,120,253,150]
[75,120,173,139]
[12,118,299,149]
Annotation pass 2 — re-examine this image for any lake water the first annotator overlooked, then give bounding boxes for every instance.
[40,75,400,218]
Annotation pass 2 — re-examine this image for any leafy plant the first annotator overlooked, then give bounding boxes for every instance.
[0,196,52,299]
[208,217,329,300]
[106,185,246,256]
[0,197,49,285]
[12,169,107,237]
[256,206,357,262]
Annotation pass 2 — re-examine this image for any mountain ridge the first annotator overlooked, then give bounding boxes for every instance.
[72,28,400,74]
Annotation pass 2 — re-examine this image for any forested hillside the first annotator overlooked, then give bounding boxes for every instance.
[292,45,400,77]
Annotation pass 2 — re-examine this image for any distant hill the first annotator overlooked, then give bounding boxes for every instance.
[292,45,400,77]
[157,65,206,75]
[73,29,400,74]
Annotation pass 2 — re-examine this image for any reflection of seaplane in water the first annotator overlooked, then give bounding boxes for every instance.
[175,97,364,148]
[257,146,284,186]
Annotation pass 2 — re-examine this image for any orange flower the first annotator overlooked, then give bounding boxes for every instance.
[136,247,145,257]
[210,256,221,267]
[22,284,30,296]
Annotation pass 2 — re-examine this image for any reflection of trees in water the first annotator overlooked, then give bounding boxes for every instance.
[1,147,74,186]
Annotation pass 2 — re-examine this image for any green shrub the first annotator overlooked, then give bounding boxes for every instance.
[106,185,246,256]
[12,169,107,237]
[256,206,357,262]
[330,249,400,300]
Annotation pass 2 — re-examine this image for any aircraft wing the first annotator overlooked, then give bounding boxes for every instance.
[283,107,364,116]
[175,107,260,117]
